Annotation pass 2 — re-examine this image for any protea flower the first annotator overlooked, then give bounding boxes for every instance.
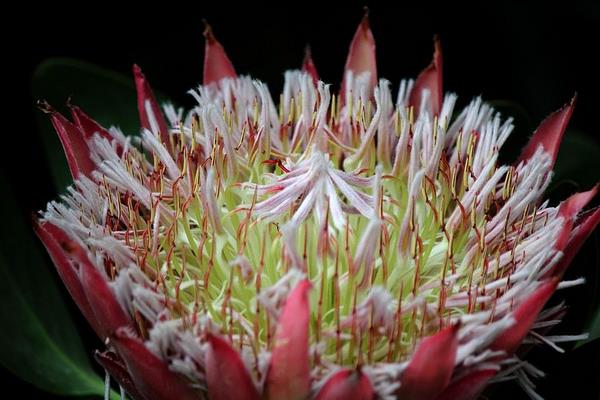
[34,14,599,400]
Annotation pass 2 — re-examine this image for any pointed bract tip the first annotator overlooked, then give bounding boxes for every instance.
[518,96,576,167]
[314,368,374,400]
[265,279,312,400]
[203,22,237,86]
[202,20,216,43]
[361,7,370,28]
[433,35,443,61]
[560,184,599,218]
[68,103,112,142]
[113,328,199,400]
[132,63,172,150]
[409,36,443,117]
[132,63,143,77]
[47,106,95,179]
[36,99,54,114]
[343,11,377,94]
[554,200,600,277]
[397,321,460,400]
[296,278,313,293]
[302,45,319,83]
[555,184,599,251]
[205,334,260,400]
[491,278,559,355]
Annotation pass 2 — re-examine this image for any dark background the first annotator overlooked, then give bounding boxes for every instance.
[4,1,600,398]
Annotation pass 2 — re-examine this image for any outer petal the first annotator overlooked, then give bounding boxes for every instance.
[555,205,600,277]
[205,334,259,400]
[42,103,94,179]
[554,184,598,252]
[265,279,312,400]
[69,103,113,142]
[396,322,460,400]
[491,279,558,354]
[314,369,374,400]
[113,329,199,400]
[302,46,319,84]
[517,95,576,167]
[409,37,443,117]
[33,221,101,337]
[203,24,237,85]
[132,64,172,151]
[94,350,145,400]
[75,248,132,338]
[434,369,497,400]
[343,13,377,93]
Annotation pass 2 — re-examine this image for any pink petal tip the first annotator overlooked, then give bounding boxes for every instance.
[39,101,94,179]
[113,329,199,400]
[205,334,259,400]
[265,279,312,400]
[491,279,559,355]
[314,368,374,400]
[409,36,443,117]
[561,205,600,273]
[552,184,599,276]
[555,184,599,251]
[343,11,377,94]
[397,322,460,400]
[203,23,237,86]
[132,64,171,151]
[68,103,112,143]
[518,95,576,167]
[302,46,319,84]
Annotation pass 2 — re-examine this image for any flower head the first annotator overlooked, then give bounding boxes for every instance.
[36,15,599,400]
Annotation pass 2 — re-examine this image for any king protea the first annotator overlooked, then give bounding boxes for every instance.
[35,14,599,400]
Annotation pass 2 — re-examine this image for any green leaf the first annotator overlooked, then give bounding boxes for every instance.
[0,176,114,397]
[31,58,142,192]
